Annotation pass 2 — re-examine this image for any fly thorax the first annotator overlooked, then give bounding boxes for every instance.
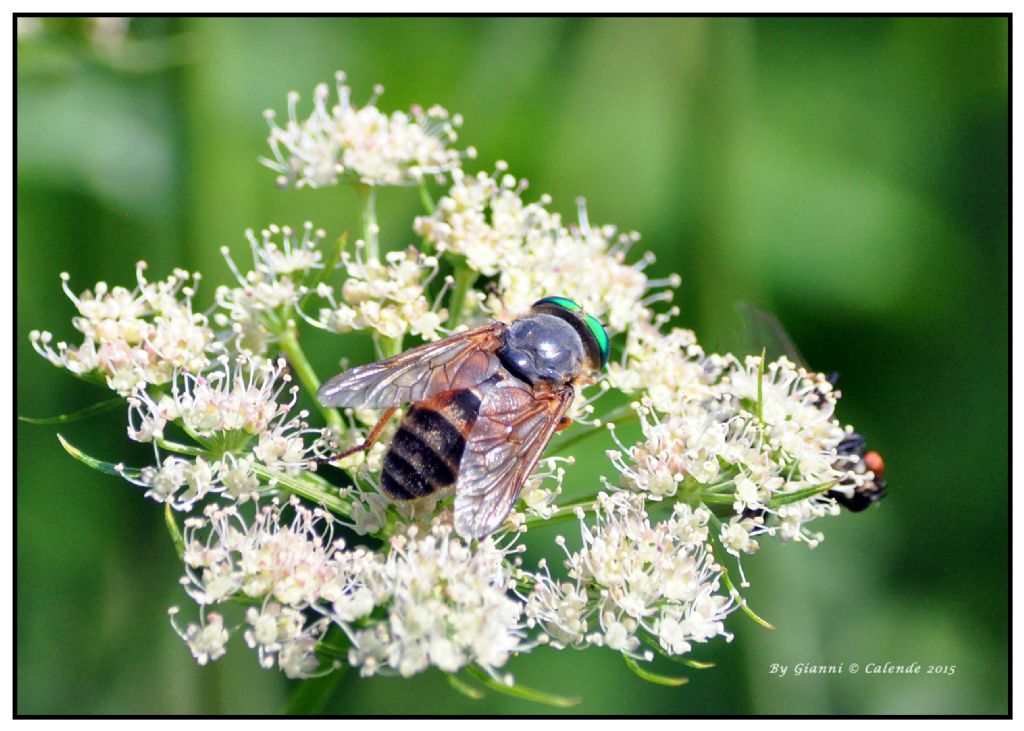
[497,313,585,386]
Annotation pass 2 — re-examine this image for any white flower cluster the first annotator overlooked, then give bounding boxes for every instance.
[29,262,214,396]
[215,223,324,355]
[415,166,678,333]
[346,522,525,678]
[261,71,474,188]
[606,316,723,402]
[123,356,331,510]
[172,499,340,678]
[173,500,525,680]
[526,492,732,659]
[607,337,868,554]
[308,242,447,341]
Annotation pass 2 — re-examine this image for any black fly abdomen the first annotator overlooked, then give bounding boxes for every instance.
[380,390,482,501]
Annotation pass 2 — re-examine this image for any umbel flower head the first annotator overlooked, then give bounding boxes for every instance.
[260,71,475,188]
[29,69,887,702]
[414,164,679,333]
[30,262,214,396]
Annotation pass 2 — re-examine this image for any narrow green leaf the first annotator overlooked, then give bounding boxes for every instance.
[698,493,738,505]
[57,433,141,478]
[155,438,206,457]
[623,654,689,686]
[164,503,185,560]
[768,480,837,508]
[640,632,715,669]
[466,666,580,708]
[446,673,485,700]
[19,396,123,425]
[721,568,775,630]
[678,657,716,670]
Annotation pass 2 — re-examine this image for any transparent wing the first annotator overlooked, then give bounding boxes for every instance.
[735,301,809,368]
[316,322,505,409]
[454,380,574,539]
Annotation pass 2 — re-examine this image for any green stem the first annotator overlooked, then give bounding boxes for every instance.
[522,497,594,532]
[521,474,695,533]
[378,334,403,359]
[278,328,345,436]
[446,673,485,700]
[164,503,185,560]
[355,183,379,261]
[156,438,207,457]
[447,264,479,328]
[418,180,436,214]
[756,348,766,424]
[251,464,351,518]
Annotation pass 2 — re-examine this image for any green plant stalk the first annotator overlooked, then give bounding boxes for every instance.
[379,334,404,359]
[355,183,379,261]
[156,438,207,457]
[521,485,686,533]
[522,496,595,532]
[164,503,186,559]
[756,347,766,424]
[251,464,352,518]
[418,180,436,214]
[446,672,486,700]
[447,264,479,328]
[278,327,345,435]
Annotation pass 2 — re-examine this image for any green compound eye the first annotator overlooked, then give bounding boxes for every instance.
[584,313,610,368]
[532,296,609,369]
[533,295,582,312]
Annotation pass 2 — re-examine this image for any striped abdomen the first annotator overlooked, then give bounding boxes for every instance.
[381,389,482,500]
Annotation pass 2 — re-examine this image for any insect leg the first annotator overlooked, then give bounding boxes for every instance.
[555,416,573,432]
[317,406,398,464]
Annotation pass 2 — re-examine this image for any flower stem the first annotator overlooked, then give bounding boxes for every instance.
[756,348,766,424]
[379,334,403,359]
[418,180,435,214]
[251,464,351,518]
[278,327,345,436]
[355,183,379,261]
[164,503,185,559]
[155,438,207,457]
[447,264,478,328]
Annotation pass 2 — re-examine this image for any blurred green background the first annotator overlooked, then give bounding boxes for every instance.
[16,17,1008,715]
